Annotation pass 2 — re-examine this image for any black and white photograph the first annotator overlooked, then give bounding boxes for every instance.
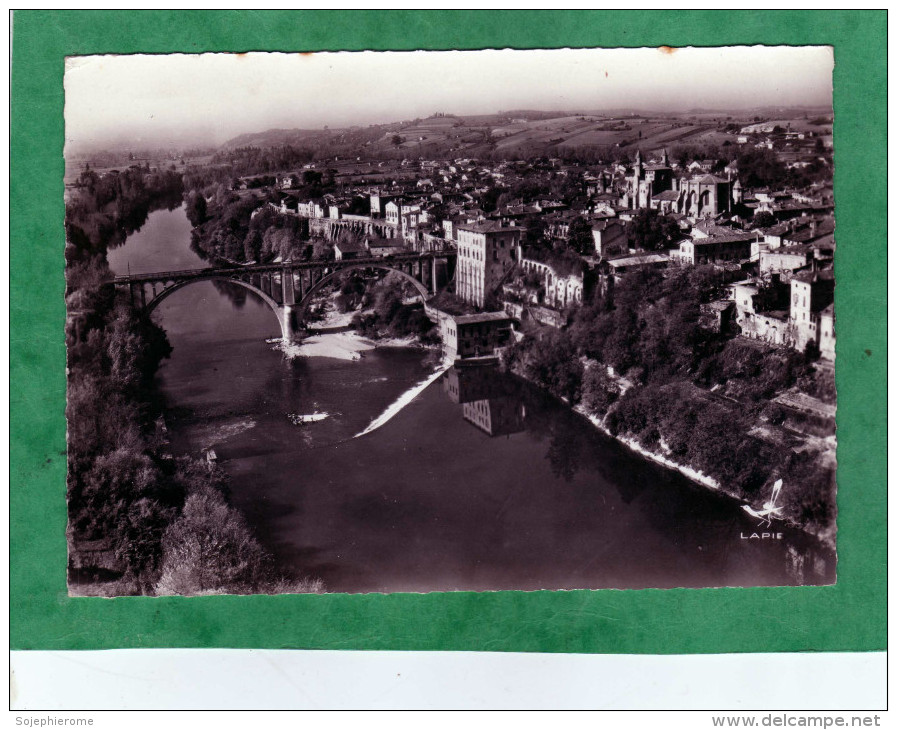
[64,46,837,598]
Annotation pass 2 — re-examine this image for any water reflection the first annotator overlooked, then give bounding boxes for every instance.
[441,367,527,438]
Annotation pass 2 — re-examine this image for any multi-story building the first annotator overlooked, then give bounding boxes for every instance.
[628,149,675,210]
[384,200,401,226]
[455,221,521,307]
[790,269,835,357]
[516,257,584,309]
[759,246,811,279]
[627,149,741,218]
[728,279,791,347]
[675,232,757,266]
[369,191,402,219]
[435,311,514,360]
[726,268,835,360]
[591,220,629,259]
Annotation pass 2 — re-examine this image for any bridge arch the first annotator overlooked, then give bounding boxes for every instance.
[296,261,430,315]
[143,275,290,340]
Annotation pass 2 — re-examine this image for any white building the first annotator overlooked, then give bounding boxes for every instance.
[455,222,521,307]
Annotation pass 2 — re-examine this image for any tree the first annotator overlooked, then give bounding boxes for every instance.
[338,274,366,311]
[515,331,583,404]
[302,169,322,187]
[479,185,507,213]
[155,492,268,595]
[566,216,594,256]
[627,208,680,251]
[391,134,404,148]
[803,339,821,362]
[737,147,788,189]
[581,366,619,417]
[523,215,547,251]
[185,191,207,226]
[752,211,777,229]
[244,229,263,262]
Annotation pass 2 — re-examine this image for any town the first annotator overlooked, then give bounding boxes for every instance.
[65,105,838,597]
[110,110,833,366]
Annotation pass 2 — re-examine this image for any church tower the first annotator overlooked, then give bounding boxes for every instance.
[629,150,644,209]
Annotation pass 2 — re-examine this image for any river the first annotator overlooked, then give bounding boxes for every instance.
[109,204,836,592]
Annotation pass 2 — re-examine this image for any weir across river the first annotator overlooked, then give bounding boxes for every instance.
[113,250,457,343]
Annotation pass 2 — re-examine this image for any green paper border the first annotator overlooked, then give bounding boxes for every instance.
[10,10,886,653]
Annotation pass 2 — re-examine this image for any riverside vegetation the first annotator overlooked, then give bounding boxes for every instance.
[65,165,323,596]
[504,264,836,542]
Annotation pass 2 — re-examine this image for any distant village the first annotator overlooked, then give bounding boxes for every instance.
[236,122,834,365]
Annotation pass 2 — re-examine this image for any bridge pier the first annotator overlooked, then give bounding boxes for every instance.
[280,304,303,345]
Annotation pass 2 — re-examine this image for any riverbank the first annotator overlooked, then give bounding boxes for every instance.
[276,331,376,361]
[573,404,722,492]
[505,356,835,551]
[276,296,439,362]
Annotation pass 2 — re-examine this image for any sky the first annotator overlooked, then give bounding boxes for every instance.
[64,46,834,152]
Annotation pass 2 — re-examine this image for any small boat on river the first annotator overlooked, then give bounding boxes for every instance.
[288,412,329,426]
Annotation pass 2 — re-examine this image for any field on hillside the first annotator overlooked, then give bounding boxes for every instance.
[179,108,834,165]
[482,115,743,156]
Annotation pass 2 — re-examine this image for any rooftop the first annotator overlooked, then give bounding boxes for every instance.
[759,244,809,257]
[694,174,731,185]
[335,240,366,253]
[457,221,521,234]
[692,233,757,245]
[366,237,406,248]
[606,253,669,267]
[454,311,514,325]
[793,268,835,284]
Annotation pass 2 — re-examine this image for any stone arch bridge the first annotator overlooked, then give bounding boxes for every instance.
[113,251,456,343]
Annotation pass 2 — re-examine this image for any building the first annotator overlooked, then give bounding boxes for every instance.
[432,310,514,360]
[384,200,402,225]
[364,236,407,257]
[818,304,836,361]
[627,149,740,218]
[591,220,629,259]
[333,240,366,261]
[759,245,811,279]
[627,149,675,210]
[676,175,740,218]
[604,252,670,278]
[675,232,757,266]
[516,257,584,309]
[790,269,835,357]
[296,200,327,219]
[728,279,791,347]
[455,221,521,307]
[726,268,835,360]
